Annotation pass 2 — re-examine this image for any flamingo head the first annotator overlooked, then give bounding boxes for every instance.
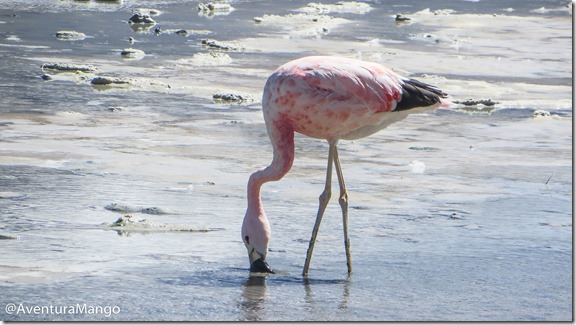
[241,212,274,274]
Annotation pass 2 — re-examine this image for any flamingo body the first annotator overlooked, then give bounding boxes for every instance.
[263,56,446,141]
[242,56,449,274]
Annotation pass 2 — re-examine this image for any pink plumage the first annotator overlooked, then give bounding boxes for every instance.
[242,56,449,275]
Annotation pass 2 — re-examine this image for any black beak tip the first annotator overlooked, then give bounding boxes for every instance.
[250,258,275,274]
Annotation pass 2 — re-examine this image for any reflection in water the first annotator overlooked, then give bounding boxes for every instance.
[338,275,351,312]
[240,275,268,321]
[239,274,352,321]
[303,276,351,315]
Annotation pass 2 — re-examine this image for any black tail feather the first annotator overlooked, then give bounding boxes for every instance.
[395,79,448,111]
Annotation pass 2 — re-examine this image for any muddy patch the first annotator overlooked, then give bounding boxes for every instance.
[104,215,218,236]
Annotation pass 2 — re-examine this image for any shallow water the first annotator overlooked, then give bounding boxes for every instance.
[0,0,572,321]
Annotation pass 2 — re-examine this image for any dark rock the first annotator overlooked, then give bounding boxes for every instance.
[395,14,412,22]
[91,76,131,85]
[120,48,145,59]
[201,38,241,51]
[55,30,86,40]
[212,93,251,102]
[453,98,499,106]
[128,13,156,24]
[41,63,97,72]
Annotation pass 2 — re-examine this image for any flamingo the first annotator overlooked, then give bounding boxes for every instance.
[242,56,449,276]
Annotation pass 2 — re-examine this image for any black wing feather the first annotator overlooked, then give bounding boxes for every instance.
[395,79,448,111]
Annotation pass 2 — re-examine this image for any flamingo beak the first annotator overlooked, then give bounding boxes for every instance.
[250,258,274,274]
[247,246,274,273]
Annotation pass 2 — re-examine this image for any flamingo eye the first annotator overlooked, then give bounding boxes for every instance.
[244,236,250,244]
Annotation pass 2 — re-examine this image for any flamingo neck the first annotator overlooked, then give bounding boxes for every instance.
[246,122,295,218]
[246,172,267,217]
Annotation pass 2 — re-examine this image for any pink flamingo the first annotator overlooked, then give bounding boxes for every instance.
[242,56,449,276]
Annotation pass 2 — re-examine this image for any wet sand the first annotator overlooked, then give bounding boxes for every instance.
[0,0,572,321]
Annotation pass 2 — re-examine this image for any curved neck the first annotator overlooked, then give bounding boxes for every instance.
[247,122,295,216]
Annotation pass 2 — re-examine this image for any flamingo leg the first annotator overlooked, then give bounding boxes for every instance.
[302,142,336,276]
[333,144,352,274]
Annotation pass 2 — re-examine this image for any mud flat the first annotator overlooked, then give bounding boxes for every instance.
[104,214,214,235]
[177,52,232,66]
[197,2,234,16]
[296,1,372,14]
[104,203,172,215]
[253,12,349,36]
